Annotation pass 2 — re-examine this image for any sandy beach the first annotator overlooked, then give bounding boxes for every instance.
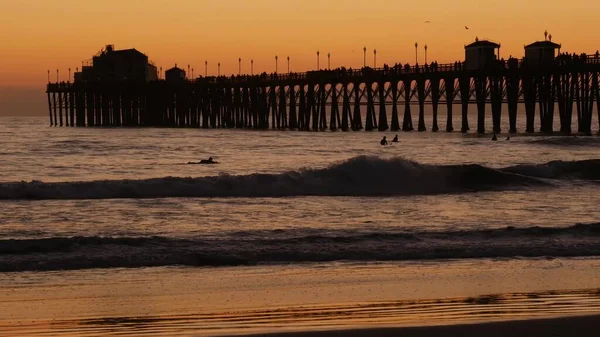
[1,259,600,336]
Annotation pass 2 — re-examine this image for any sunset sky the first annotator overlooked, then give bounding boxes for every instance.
[1,0,599,115]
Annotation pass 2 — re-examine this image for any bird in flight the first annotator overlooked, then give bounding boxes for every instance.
[465,26,469,30]
[425,21,431,23]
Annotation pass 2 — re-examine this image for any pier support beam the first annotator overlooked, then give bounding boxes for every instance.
[390,82,400,131]
[459,77,470,133]
[431,78,440,132]
[402,79,414,131]
[417,78,426,131]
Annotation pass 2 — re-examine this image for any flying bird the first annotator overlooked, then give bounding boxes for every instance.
[425,21,431,23]
[465,26,469,30]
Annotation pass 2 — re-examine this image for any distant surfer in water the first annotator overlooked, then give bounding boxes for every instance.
[392,135,399,143]
[380,136,388,146]
[188,157,218,165]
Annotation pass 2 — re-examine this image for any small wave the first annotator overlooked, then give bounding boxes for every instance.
[1,223,599,272]
[503,159,600,180]
[0,156,546,200]
[526,137,600,147]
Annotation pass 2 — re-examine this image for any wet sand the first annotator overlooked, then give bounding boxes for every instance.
[1,259,600,336]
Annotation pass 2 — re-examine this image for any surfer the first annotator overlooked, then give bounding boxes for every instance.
[491,133,498,141]
[392,135,399,143]
[188,157,218,165]
[380,136,388,146]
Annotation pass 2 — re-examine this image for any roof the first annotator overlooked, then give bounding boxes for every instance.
[166,66,185,73]
[525,41,561,49]
[112,48,147,59]
[465,39,501,49]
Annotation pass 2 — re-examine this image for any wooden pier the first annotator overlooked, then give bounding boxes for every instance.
[46,55,600,134]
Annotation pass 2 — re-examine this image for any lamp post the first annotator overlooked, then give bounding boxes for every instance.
[275,55,278,73]
[56,69,59,82]
[218,62,221,76]
[160,67,162,79]
[425,45,428,64]
[239,58,242,75]
[205,61,208,77]
[363,46,367,67]
[192,68,194,79]
[317,51,320,70]
[251,60,253,75]
[47,70,50,83]
[287,56,290,73]
[415,42,418,64]
[68,68,71,82]
[373,49,377,68]
[187,64,190,79]
[327,53,331,69]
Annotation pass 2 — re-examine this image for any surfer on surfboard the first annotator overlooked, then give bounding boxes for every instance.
[188,157,219,165]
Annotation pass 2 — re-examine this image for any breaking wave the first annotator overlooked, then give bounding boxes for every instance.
[1,223,599,272]
[0,156,567,200]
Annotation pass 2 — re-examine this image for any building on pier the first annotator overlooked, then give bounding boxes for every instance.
[74,45,158,83]
[464,38,501,70]
[524,40,561,67]
[165,66,186,83]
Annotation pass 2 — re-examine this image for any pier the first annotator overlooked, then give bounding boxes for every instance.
[46,40,600,134]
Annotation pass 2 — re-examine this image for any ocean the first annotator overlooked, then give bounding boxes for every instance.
[1,114,599,336]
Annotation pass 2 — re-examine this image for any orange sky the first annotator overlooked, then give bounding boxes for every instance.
[1,0,599,114]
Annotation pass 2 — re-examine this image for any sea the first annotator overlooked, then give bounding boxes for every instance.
[0,112,599,336]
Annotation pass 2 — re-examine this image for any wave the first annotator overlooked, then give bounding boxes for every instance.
[0,156,551,200]
[1,223,600,272]
[503,159,600,180]
[526,136,600,147]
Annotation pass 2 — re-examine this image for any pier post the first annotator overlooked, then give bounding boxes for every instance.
[378,81,388,131]
[319,83,327,130]
[289,86,297,129]
[390,82,400,131]
[341,83,351,131]
[365,82,375,131]
[506,74,518,133]
[330,84,339,131]
[445,78,455,132]
[352,83,362,130]
[308,84,317,130]
[280,85,288,129]
[298,85,307,130]
[417,78,426,131]
[459,76,470,133]
[431,78,440,132]
[402,79,414,131]
[64,92,70,127]
[57,92,64,126]
[47,92,54,126]
[523,74,536,133]
[69,90,76,126]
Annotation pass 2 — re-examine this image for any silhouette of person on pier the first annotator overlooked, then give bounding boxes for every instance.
[392,135,399,143]
[380,136,388,146]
